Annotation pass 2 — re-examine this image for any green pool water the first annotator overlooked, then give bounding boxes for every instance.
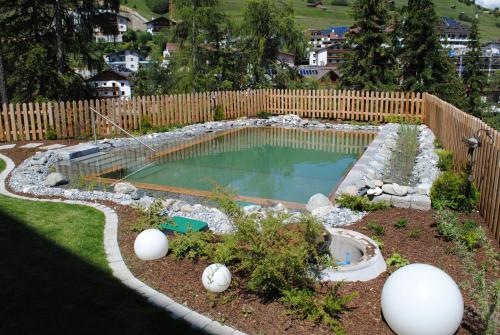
[106,128,375,204]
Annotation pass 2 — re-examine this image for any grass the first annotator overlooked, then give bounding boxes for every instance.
[127,0,500,41]
[0,157,204,334]
[385,123,419,185]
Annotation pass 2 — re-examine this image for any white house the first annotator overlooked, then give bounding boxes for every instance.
[104,50,151,73]
[309,47,328,66]
[94,13,130,42]
[162,43,179,66]
[86,70,133,98]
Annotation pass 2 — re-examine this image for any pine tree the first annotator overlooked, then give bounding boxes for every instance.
[463,19,486,118]
[400,0,467,109]
[339,0,397,90]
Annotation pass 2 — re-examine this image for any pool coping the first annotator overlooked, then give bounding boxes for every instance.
[83,126,377,208]
[0,153,246,335]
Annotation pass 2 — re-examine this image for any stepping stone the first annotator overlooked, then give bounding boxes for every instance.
[55,143,99,160]
[0,144,16,150]
[20,143,43,148]
[40,143,67,150]
[160,216,208,235]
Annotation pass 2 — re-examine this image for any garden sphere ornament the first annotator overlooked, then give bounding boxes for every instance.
[202,263,232,293]
[134,229,169,261]
[381,264,463,335]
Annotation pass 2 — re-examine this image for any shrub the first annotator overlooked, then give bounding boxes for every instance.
[434,208,460,240]
[130,199,165,232]
[386,251,410,271]
[209,184,243,219]
[331,0,349,6]
[436,149,454,171]
[367,221,385,236]
[140,117,152,134]
[394,218,408,229]
[433,138,443,149]
[459,220,486,251]
[45,126,57,140]
[385,123,419,184]
[145,0,169,14]
[213,105,224,121]
[256,111,272,119]
[430,172,479,212]
[371,236,384,250]
[408,228,422,239]
[336,194,390,212]
[169,231,215,260]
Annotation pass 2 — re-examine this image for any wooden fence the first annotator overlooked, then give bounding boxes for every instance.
[0,89,423,141]
[424,93,500,242]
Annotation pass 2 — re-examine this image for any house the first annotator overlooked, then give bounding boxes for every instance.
[162,43,179,66]
[94,12,130,42]
[298,65,340,84]
[145,17,176,35]
[307,26,350,67]
[277,51,295,67]
[104,50,151,73]
[451,40,500,78]
[86,70,133,98]
[438,17,471,49]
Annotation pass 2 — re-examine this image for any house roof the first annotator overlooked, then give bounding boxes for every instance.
[86,69,130,82]
[297,66,340,80]
[165,43,179,52]
[320,26,350,38]
[145,16,176,25]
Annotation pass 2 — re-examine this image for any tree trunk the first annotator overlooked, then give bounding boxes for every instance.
[55,0,66,99]
[0,49,8,105]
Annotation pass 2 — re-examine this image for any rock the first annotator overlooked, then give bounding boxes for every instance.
[162,198,176,208]
[383,178,395,184]
[417,183,432,196]
[343,185,358,196]
[138,196,155,209]
[273,203,288,213]
[311,205,334,217]
[243,205,261,214]
[44,172,69,187]
[171,201,181,211]
[180,204,193,213]
[114,182,137,194]
[382,183,408,196]
[373,180,384,187]
[131,189,144,200]
[367,187,383,196]
[306,193,333,212]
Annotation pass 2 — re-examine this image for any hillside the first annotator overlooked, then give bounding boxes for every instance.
[125,0,499,41]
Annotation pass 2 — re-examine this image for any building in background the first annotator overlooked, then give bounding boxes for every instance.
[306,26,350,67]
[94,12,130,42]
[162,43,179,66]
[86,70,133,98]
[298,65,340,84]
[145,17,176,35]
[438,16,471,50]
[451,40,500,78]
[104,50,152,74]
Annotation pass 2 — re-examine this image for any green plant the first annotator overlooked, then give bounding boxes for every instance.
[367,221,385,236]
[45,126,57,140]
[386,251,410,270]
[336,194,390,212]
[436,149,454,171]
[209,184,243,219]
[139,117,152,134]
[256,111,272,119]
[130,199,165,232]
[331,0,349,6]
[371,236,384,250]
[213,105,224,121]
[408,228,422,239]
[385,123,419,185]
[169,231,215,260]
[433,138,443,149]
[430,172,480,212]
[394,218,408,229]
[434,209,460,241]
[383,115,422,125]
[459,220,486,251]
[145,0,169,14]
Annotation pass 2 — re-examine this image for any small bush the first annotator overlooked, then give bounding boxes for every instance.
[436,149,454,171]
[434,209,460,240]
[45,126,57,140]
[460,220,486,251]
[256,111,272,119]
[130,199,165,232]
[372,236,384,250]
[367,222,385,236]
[209,184,243,219]
[383,115,422,125]
[140,117,152,134]
[336,194,390,212]
[394,218,408,229]
[408,228,422,239]
[213,105,224,121]
[170,231,215,260]
[430,172,479,212]
[386,251,410,271]
[433,138,443,149]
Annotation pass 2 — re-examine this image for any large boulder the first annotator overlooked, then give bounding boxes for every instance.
[114,182,137,194]
[44,172,69,187]
[382,183,408,196]
[306,193,333,212]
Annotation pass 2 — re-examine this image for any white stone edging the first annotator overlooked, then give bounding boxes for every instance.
[0,153,245,335]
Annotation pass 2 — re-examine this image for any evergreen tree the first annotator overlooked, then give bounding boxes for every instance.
[400,0,467,109]
[339,0,397,90]
[463,18,486,118]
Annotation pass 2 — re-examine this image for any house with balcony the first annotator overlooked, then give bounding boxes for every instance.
[86,70,133,98]
[94,12,130,42]
[307,26,350,67]
[145,17,176,35]
[104,50,152,74]
[438,17,471,50]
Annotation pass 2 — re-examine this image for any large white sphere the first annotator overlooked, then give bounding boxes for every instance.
[381,264,463,335]
[133,229,169,261]
[202,263,232,293]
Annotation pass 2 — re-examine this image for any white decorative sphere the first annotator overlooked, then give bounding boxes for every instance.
[134,229,169,261]
[202,263,232,293]
[381,264,463,335]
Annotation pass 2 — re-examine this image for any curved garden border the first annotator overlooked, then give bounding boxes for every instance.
[0,153,246,335]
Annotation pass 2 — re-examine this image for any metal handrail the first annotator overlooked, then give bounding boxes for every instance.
[90,107,156,152]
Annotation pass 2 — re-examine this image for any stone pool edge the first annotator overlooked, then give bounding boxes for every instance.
[0,153,246,335]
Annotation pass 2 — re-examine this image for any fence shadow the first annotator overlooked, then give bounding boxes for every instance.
[0,208,206,335]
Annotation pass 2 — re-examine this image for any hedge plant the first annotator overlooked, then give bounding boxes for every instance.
[430,172,479,212]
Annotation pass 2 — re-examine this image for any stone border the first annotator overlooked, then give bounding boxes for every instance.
[0,153,246,335]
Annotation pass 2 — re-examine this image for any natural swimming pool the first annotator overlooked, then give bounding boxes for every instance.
[94,127,375,205]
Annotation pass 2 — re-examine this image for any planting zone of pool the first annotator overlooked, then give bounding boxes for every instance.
[81,127,375,206]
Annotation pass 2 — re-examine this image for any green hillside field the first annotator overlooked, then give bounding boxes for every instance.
[124,0,499,41]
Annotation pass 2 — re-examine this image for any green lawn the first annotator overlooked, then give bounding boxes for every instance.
[0,157,204,334]
[127,0,499,41]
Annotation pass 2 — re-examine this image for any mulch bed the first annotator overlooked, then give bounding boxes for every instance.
[1,149,497,334]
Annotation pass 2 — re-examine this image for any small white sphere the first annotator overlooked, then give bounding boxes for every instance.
[202,263,231,293]
[381,264,463,335]
[134,229,169,261]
